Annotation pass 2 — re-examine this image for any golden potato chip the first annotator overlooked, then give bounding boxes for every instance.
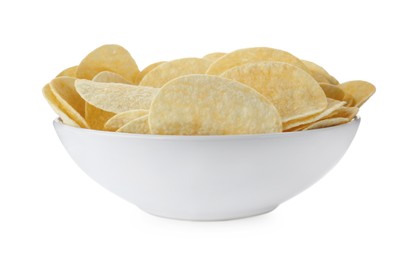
[104,109,149,131]
[325,106,359,120]
[85,103,115,130]
[134,61,165,84]
[149,75,282,135]
[202,52,225,62]
[206,47,309,75]
[76,44,139,82]
[116,115,150,134]
[302,117,349,130]
[319,82,345,101]
[283,98,346,130]
[75,80,159,113]
[42,84,79,127]
[139,58,211,88]
[50,77,85,117]
[49,77,88,128]
[342,92,355,107]
[337,80,376,107]
[92,71,130,84]
[57,66,78,77]
[302,60,339,84]
[221,62,327,122]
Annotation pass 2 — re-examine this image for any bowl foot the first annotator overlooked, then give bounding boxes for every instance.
[140,204,279,221]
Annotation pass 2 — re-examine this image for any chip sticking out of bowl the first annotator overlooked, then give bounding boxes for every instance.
[149,74,282,135]
[206,47,309,75]
[42,44,375,134]
[76,44,139,83]
[221,61,327,123]
[139,58,211,88]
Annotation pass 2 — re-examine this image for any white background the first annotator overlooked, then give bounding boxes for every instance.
[0,0,416,259]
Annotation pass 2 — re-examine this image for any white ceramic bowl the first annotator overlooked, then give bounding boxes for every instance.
[54,117,360,221]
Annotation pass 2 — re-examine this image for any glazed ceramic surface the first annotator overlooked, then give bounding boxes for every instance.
[54,117,360,221]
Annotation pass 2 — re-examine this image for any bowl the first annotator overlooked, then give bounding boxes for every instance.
[53,117,360,221]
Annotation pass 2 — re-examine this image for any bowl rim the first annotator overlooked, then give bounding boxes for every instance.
[54,116,360,140]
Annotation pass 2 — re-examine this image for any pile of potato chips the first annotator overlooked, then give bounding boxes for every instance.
[43,45,375,135]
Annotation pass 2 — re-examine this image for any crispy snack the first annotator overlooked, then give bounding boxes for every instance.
[337,80,376,107]
[105,110,149,131]
[85,103,115,130]
[57,66,78,77]
[139,58,211,87]
[49,77,88,128]
[283,98,346,130]
[302,60,338,84]
[135,61,165,84]
[202,52,225,62]
[149,75,282,135]
[75,80,158,113]
[116,115,150,134]
[221,62,327,122]
[43,84,80,127]
[92,71,130,84]
[76,44,139,82]
[206,47,309,75]
[43,45,375,133]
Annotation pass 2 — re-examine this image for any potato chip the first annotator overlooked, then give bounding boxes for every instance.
[57,66,78,77]
[221,62,327,122]
[134,61,165,84]
[302,117,349,130]
[202,52,225,62]
[50,77,85,116]
[85,103,115,130]
[149,75,282,135]
[92,71,130,84]
[337,80,376,107]
[206,47,309,75]
[75,80,159,113]
[283,98,346,130]
[302,60,339,84]
[139,58,211,88]
[42,84,79,127]
[319,82,345,101]
[49,77,88,128]
[104,109,149,131]
[76,44,139,82]
[116,115,150,134]
[325,106,359,120]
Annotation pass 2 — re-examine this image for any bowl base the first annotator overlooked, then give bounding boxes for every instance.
[140,204,279,221]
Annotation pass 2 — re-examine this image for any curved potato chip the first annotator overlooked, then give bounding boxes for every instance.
[302,117,349,130]
[202,52,225,62]
[134,61,165,84]
[117,115,150,134]
[42,84,79,127]
[325,106,359,120]
[319,82,345,101]
[302,60,339,84]
[139,58,211,88]
[206,47,309,75]
[149,75,282,135]
[221,62,327,122]
[104,109,149,131]
[57,66,78,77]
[337,80,376,107]
[49,77,88,128]
[85,103,115,130]
[76,44,139,82]
[283,98,346,130]
[75,80,159,113]
[50,77,85,116]
[92,71,130,84]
